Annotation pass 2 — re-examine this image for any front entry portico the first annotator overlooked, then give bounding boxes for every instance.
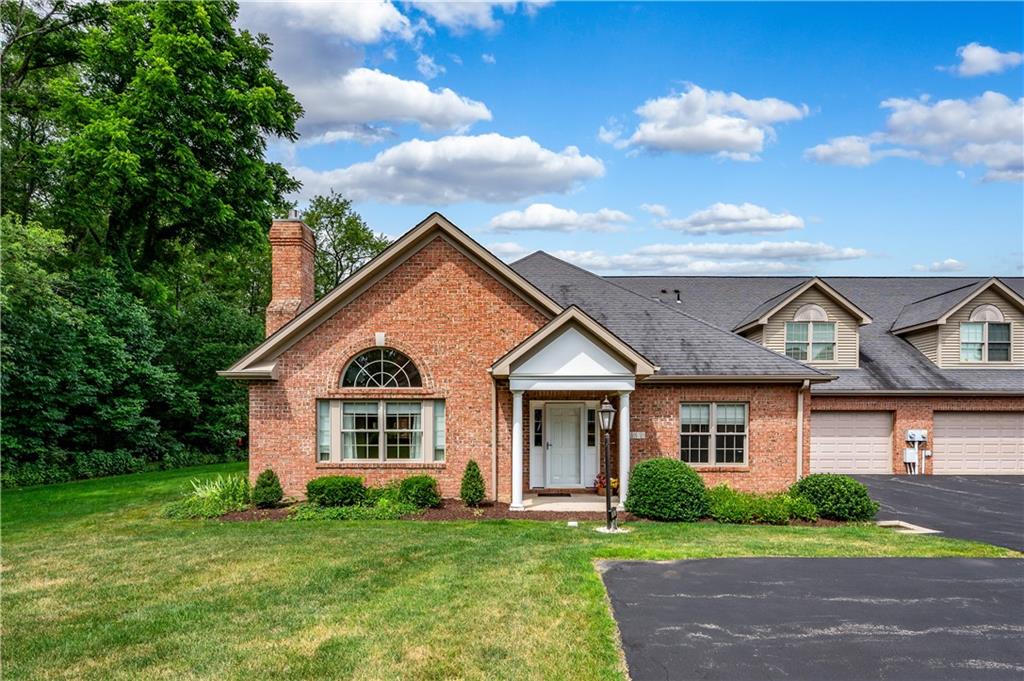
[491,306,656,512]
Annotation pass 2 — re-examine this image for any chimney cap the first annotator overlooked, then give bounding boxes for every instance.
[274,208,303,222]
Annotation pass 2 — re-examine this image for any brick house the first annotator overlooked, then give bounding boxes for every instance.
[222,213,1024,507]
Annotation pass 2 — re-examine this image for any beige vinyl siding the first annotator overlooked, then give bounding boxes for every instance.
[743,328,763,345]
[905,328,939,364]
[762,288,860,368]
[937,289,1024,368]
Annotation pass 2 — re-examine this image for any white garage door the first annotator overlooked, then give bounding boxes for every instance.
[810,411,892,474]
[933,412,1024,474]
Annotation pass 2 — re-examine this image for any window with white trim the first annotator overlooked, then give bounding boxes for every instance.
[341,348,422,388]
[961,305,1011,362]
[318,400,445,463]
[785,304,835,362]
[680,403,748,465]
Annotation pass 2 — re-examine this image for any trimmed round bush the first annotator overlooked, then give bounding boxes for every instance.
[625,458,709,521]
[790,474,878,521]
[306,475,366,507]
[398,475,442,509]
[460,460,486,507]
[788,494,819,522]
[253,468,284,508]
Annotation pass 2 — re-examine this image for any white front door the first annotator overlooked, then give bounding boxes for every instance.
[546,404,582,486]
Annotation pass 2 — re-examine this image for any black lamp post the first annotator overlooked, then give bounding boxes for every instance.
[598,396,617,531]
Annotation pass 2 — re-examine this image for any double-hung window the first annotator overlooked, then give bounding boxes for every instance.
[960,321,1011,362]
[319,399,445,463]
[680,403,748,465]
[785,321,835,361]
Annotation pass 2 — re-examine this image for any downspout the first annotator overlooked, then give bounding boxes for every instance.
[491,377,498,502]
[796,379,809,480]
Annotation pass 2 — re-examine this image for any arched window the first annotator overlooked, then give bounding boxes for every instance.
[793,303,828,322]
[969,304,1004,323]
[342,348,422,388]
[786,304,835,361]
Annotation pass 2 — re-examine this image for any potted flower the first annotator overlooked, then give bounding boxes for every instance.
[610,477,619,495]
[594,473,607,496]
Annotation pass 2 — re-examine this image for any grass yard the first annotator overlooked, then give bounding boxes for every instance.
[2,464,1017,681]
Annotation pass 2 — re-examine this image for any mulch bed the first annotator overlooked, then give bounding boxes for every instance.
[220,506,293,522]
[405,500,639,522]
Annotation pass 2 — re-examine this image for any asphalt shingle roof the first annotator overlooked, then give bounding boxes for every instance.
[889,280,989,332]
[606,275,1024,393]
[509,252,829,379]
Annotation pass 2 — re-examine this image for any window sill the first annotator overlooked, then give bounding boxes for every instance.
[316,462,446,470]
[690,465,750,473]
[326,388,442,399]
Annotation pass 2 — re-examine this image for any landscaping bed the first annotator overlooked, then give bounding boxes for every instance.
[405,500,639,522]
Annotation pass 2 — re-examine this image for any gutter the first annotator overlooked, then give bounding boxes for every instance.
[643,374,835,384]
[812,389,1024,397]
[796,379,809,480]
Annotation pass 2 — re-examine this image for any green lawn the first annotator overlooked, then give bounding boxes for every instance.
[2,464,1016,680]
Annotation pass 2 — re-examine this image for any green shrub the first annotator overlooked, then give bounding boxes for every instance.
[74,449,145,479]
[399,475,442,509]
[625,458,709,521]
[252,469,284,508]
[790,474,878,521]
[365,480,401,505]
[707,485,754,524]
[751,494,792,526]
[161,474,251,519]
[460,460,486,507]
[291,497,420,521]
[306,476,366,507]
[788,494,819,522]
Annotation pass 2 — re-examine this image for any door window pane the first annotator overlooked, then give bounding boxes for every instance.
[533,408,543,447]
[586,409,596,447]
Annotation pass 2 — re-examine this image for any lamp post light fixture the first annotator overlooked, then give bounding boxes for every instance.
[598,396,617,531]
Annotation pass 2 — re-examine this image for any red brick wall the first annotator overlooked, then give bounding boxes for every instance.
[266,219,316,336]
[248,236,548,498]
[810,394,1024,474]
[630,383,808,493]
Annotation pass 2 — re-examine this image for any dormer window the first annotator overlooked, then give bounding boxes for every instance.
[961,305,1011,362]
[785,304,836,362]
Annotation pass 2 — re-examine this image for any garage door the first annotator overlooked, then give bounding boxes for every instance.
[933,412,1023,474]
[810,412,892,474]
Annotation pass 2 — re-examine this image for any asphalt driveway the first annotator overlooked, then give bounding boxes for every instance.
[602,558,1024,681]
[854,475,1024,551]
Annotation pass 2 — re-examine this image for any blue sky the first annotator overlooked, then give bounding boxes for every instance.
[237,1,1023,276]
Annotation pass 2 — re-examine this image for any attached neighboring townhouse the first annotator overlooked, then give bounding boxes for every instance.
[221,213,1024,507]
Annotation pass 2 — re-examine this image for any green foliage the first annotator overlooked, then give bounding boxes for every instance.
[304,191,391,297]
[160,473,251,519]
[398,475,442,509]
[708,485,822,525]
[791,474,879,521]
[252,469,283,508]
[460,460,486,507]
[306,476,366,507]
[290,497,420,521]
[624,459,709,522]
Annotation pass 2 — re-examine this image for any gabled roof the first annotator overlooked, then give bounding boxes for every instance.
[732,277,873,333]
[491,305,657,378]
[608,275,1024,394]
[220,213,563,380]
[890,277,1024,334]
[511,252,833,381]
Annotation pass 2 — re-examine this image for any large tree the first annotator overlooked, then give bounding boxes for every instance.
[303,191,391,298]
[2,0,302,271]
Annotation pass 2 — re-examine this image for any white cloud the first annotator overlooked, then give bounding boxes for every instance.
[482,53,497,64]
[949,43,1023,77]
[548,240,866,275]
[293,68,491,140]
[416,54,445,79]
[659,202,804,235]
[449,53,463,65]
[602,84,808,159]
[487,241,530,261]
[289,133,605,204]
[640,203,670,218]
[412,2,514,31]
[805,91,1023,182]
[246,1,415,43]
[488,203,632,233]
[912,258,968,272]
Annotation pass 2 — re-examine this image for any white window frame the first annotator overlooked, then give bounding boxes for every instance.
[959,321,1012,363]
[317,399,445,463]
[679,402,748,466]
[785,320,836,363]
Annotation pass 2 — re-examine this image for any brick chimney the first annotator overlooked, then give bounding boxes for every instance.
[266,215,316,337]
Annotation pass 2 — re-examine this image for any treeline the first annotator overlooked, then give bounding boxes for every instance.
[1,1,387,486]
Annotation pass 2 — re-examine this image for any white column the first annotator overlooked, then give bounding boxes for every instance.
[617,391,631,511]
[511,390,525,511]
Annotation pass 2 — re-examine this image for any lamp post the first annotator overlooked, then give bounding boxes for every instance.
[598,396,617,531]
